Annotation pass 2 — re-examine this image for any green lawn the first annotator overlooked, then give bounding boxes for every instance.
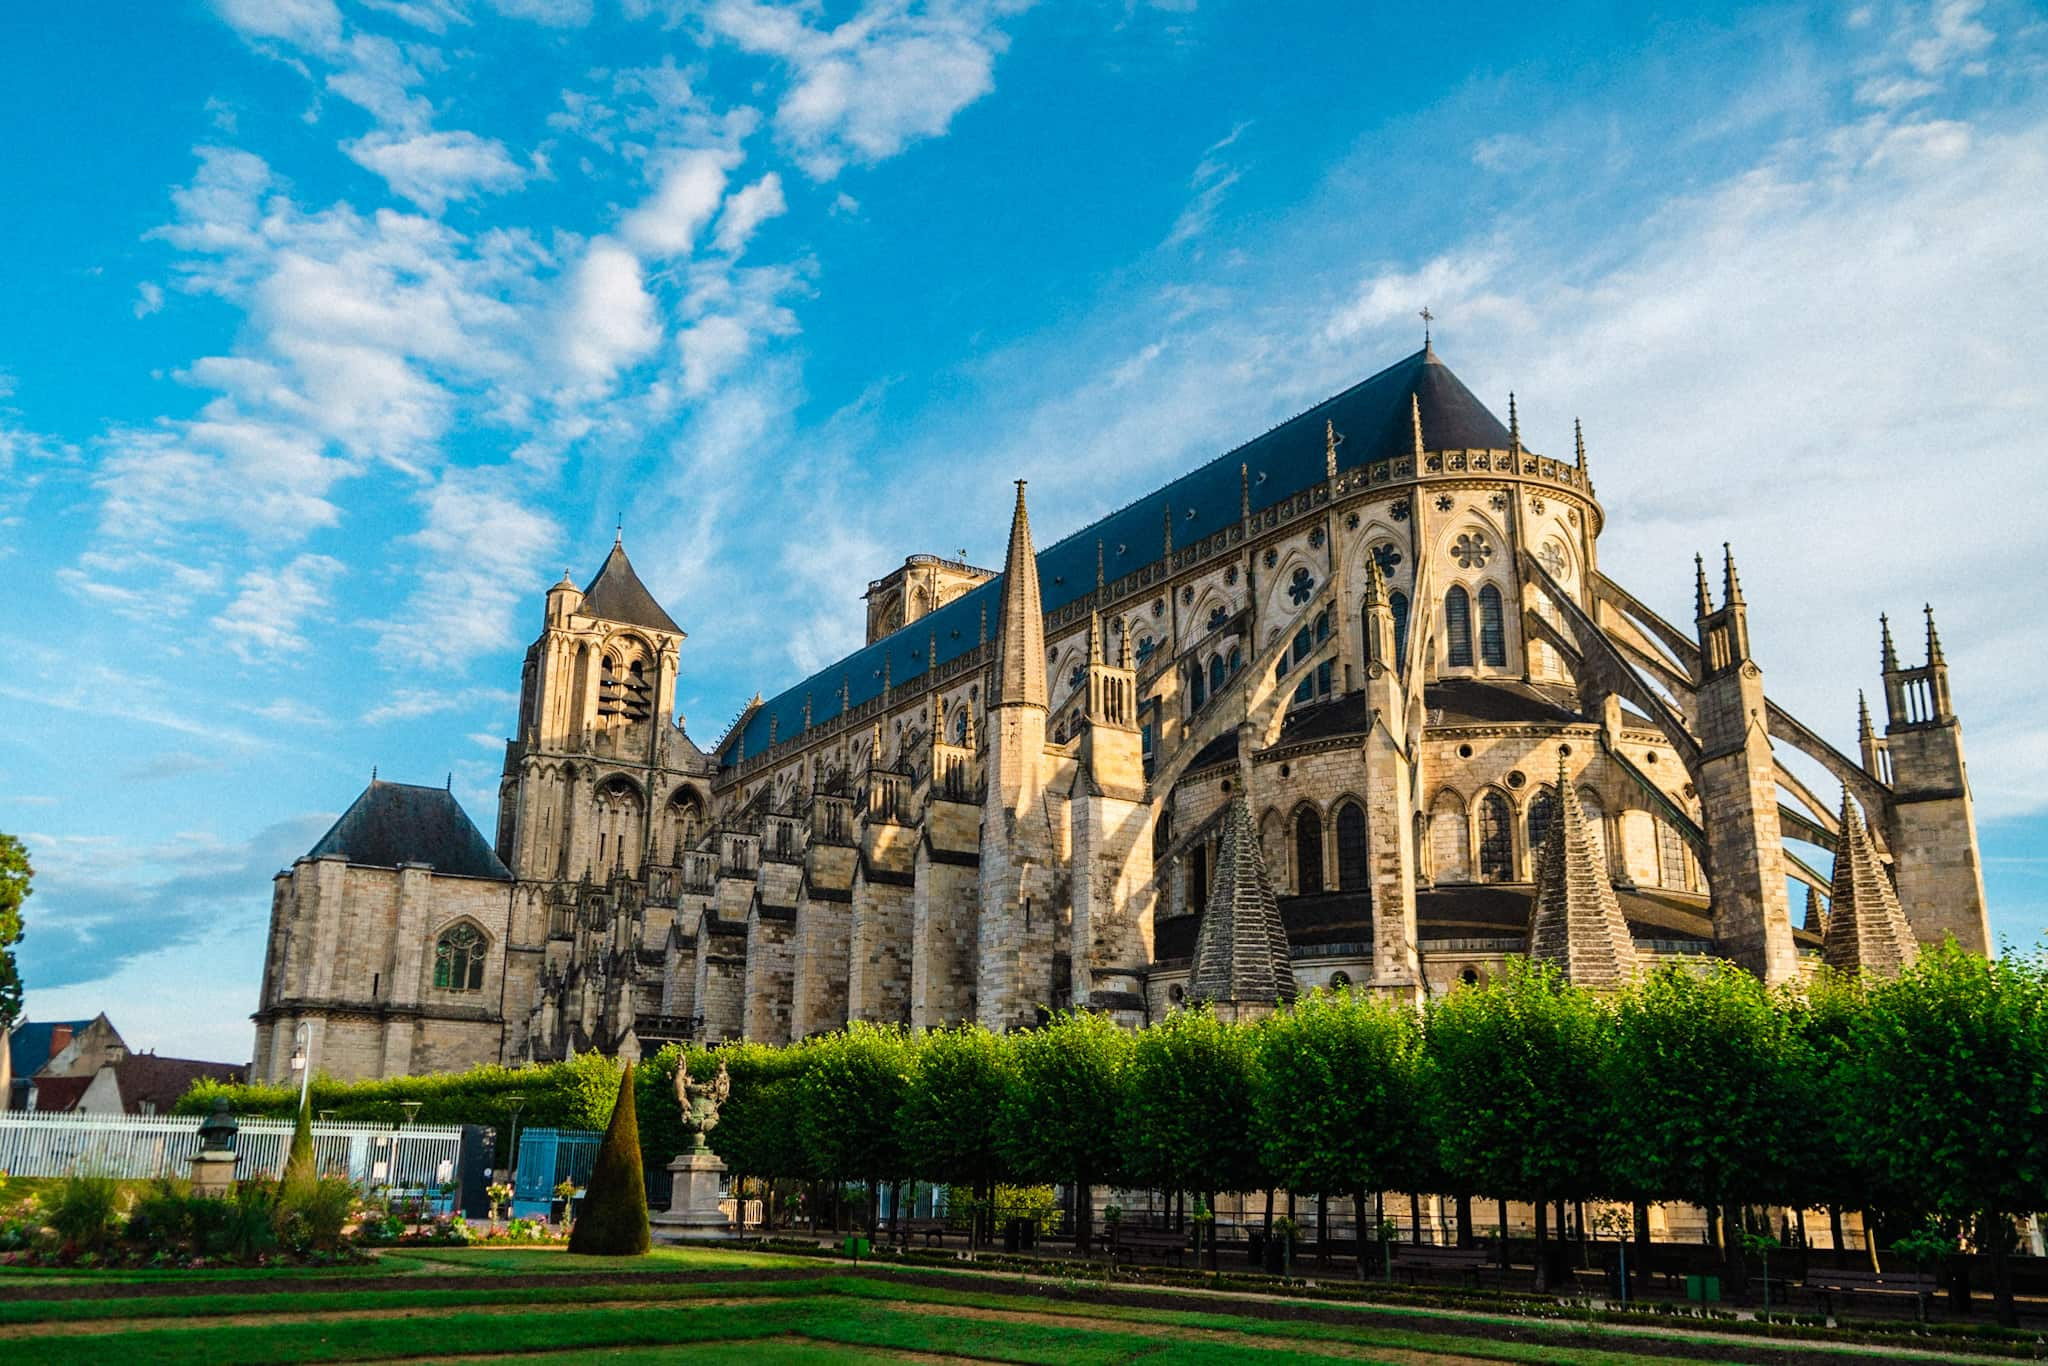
[0,1245,2020,1365]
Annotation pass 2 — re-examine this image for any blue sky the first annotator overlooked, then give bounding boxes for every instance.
[3,0,2044,1061]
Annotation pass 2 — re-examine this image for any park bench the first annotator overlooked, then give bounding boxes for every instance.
[1389,1244,1488,1288]
[1807,1267,1936,1318]
[1105,1226,1192,1266]
[892,1218,950,1248]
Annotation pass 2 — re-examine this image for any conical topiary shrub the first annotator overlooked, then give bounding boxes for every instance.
[281,1080,316,1190]
[567,1063,651,1256]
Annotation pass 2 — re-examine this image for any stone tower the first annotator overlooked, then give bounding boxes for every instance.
[1068,606,1154,1023]
[977,482,1054,1030]
[1690,547,1798,984]
[1357,552,1421,995]
[1878,608,1990,953]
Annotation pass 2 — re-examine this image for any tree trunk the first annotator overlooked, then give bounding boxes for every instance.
[1533,1194,1550,1292]
[1075,1179,1092,1257]
[1723,1200,1747,1297]
[1205,1191,1219,1270]
[1262,1187,1274,1242]
[1317,1192,1330,1266]
[867,1179,880,1238]
[1498,1199,1511,1272]
[1634,1200,1651,1256]
[1409,1192,1423,1244]
[1828,1205,1844,1253]
[1455,1194,1472,1249]
[1985,1212,2018,1328]
[1353,1188,1369,1282]
[1863,1210,1881,1271]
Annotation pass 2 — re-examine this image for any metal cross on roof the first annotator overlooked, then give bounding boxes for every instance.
[1420,306,1434,344]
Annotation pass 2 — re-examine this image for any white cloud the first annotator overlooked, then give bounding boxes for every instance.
[678,314,755,395]
[486,0,594,25]
[556,236,662,387]
[695,0,1019,178]
[621,147,736,257]
[361,685,519,725]
[211,0,344,54]
[133,281,165,317]
[713,172,787,254]
[1164,123,1248,248]
[343,129,529,211]
[212,553,347,661]
[375,468,560,666]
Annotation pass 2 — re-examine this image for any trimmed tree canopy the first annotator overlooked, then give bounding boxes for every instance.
[567,1063,651,1256]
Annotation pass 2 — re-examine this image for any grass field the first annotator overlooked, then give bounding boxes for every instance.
[0,1245,2026,1364]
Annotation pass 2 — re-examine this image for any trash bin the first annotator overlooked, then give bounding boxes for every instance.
[843,1235,870,1259]
[1686,1274,1721,1303]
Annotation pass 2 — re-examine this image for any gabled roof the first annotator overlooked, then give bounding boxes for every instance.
[8,1019,94,1080]
[112,1054,246,1115]
[581,540,682,635]
[304,780,512,881]
[29,1075,92,1113]
[727,347,1514,765]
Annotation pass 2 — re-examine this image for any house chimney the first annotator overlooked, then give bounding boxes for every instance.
[48,1024,73,1057]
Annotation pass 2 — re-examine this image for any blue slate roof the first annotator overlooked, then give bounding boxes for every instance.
[723,347,1509,766]
[8,1019,93,1080]
[304,780,512,880]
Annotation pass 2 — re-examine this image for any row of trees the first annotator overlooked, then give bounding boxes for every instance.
[648,948,2046,1321]
[184,946,2047,1320]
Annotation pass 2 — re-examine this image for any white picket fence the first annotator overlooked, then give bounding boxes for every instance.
[0,1112,466,1188]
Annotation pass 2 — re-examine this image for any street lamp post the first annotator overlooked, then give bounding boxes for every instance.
[504,1092,527,1214]
[289,1021,314,1111]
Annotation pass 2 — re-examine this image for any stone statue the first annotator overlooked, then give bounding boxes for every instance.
[675,1057,730,1152]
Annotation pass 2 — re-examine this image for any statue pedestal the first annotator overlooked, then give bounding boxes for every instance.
[190,1150,238,1197]
[651,1148,731,1236]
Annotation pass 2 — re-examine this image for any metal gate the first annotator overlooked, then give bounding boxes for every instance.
[511,1126,600,1215]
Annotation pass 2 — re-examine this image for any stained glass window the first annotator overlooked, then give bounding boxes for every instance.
[1335,802,1368,890]
[1478,584,1507,667]
[1390,590,1410,662]
[1477,793,1513,882]
[1294,807,1324,895]
[434,924,487,992]
[1446,587,1473,667]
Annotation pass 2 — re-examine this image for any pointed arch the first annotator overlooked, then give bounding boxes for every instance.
[1292,803,1325,896]
[1428,789,1470,883]
[1525,784,1559,881]
[1475,789,1514,883]
[1445,586,1473,668]
[1389,590,1410,664]
[1334,799,1368,891]
[432,919,491,992]
[1477,583,1507,667]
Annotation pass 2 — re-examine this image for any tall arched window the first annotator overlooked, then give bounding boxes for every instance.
[434,924,487,991]
[1478,584,1507,667]
[1656,817,1690,890]
[1390,590,1409,663]
[1294,806,1325,895]
[1430,791,1470,883]
[1188,660,1206,711]
[1335,801,1368,890]
[1445,586,1473,667]
[1526,787,1559,880]
[1477,792,1514,882]
[1208,654,1226,697]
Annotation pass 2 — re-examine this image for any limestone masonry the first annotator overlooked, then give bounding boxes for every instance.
[251,345,1986,1082]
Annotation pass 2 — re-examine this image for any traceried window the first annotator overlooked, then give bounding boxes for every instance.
[1478,584,1507,667]
[1208,654,1226,696]
[1526,787,1559,879]
[1188,659,1206,711]
[1477,792,1514,882]
[1656,817,1690,890]
[1445,587,1473,667]
[1335,801,1368,891]
[434,924,487,992]
[1294,806,1325,896]
[1390,590,1409,663]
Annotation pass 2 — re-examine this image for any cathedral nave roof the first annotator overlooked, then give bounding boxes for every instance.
[304,779,512,881]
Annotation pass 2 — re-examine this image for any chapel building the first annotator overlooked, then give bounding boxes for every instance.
[250,345,1988,1082]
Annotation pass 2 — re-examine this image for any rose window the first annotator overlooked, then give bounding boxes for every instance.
[1452,533,1493,569]
[1371,543,1402,575]
[1538,540,1569,579]
[1287,567,1316,605]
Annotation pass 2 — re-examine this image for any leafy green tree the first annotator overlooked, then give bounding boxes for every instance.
[567,1063,650,1255]
[1774,969,1870,1249]
[1605,961,1796,1290]
[794,1023,914,1233]
[1843,944,2048,1326]
[0,833,30,1034]
[898,1025,1015,1247]
[998,1010,1133,1255]
[1425,959,1610,1288]
[1253,989,1428,1278]
[1121,1007,1262,1265]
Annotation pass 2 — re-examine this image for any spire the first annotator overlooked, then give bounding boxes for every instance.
[962,695,978,749]
[1856,690,1874,742]
[1240,462,1251,523]
[1693,553,1713,619]
[1526,752,1639,989]
[1823,790,1919,977]
[1088,610,1103,666]
[1095,540,1105,593]
[614,523,623,548]
[1362,544,1389,607]
[1410,392,1425,460]
[1721,542,1745,607]
[1803,885,1828,936]
[1118,618,1133,669]
[1880,613,1899,672]
[994,480,1047,710]
[1187,797,1297,1009]
[1508,391,1520,452]
[1923,603,1945,666]
[932,690,947,742]
[1163,502,1173,556]
[803,692,813,730]
[1325,419,1339,478]
[1574,418,1586,471]
[871,719,884,769]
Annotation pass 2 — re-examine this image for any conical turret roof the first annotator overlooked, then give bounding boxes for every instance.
[1189,797,1297,1007]
[994,481,1046,709]
[581,540,681,635]
[1526,758,1638,987]
[1823,792,1918,977]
